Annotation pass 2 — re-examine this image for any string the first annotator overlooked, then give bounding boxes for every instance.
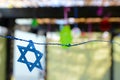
[97,7,103,16]
[74,7,78,27]
[64,7,70,24]
[0,35,120,47]
[88,23,92,39]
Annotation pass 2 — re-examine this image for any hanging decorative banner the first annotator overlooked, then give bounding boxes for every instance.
[31,19,39,28]
[60,25,72,48]
[17,40,43,72]
[100,17,111,31]
[1,34,120,51]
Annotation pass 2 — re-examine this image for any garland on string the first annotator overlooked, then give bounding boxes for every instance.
[0,35,120,71]
[0,35,120,47]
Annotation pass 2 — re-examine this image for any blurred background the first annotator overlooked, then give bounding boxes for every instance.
[0,0,120,80]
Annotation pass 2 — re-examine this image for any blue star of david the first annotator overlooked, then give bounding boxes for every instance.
[17,40,43,72]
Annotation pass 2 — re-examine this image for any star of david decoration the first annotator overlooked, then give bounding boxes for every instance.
[17,40,43,72]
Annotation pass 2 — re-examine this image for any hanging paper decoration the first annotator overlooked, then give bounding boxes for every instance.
[102,31,109,40]
[31,19,39,28]
[100,18,111,31]
[72,7,81,38]
[60,7,72,48]
[17,40,43,72]
[97,7,103,16]
[60,25,72,48]
[72,27,81,38]
[64,7,70,20]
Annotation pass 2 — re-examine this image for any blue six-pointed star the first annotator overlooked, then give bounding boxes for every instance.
[17,40,43,72]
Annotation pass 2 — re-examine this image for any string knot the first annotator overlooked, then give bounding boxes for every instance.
[66,44,71,47]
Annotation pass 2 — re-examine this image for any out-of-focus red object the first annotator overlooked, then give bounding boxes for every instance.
[81,31,86,37]
[100,18,111,31]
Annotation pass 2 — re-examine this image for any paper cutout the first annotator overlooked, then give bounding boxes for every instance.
[97,7,103,16]
[17,40,43,72]
[100,18,111,31]
[60,25,72,48]
[72,27,81,38]
[31,19,39,28]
